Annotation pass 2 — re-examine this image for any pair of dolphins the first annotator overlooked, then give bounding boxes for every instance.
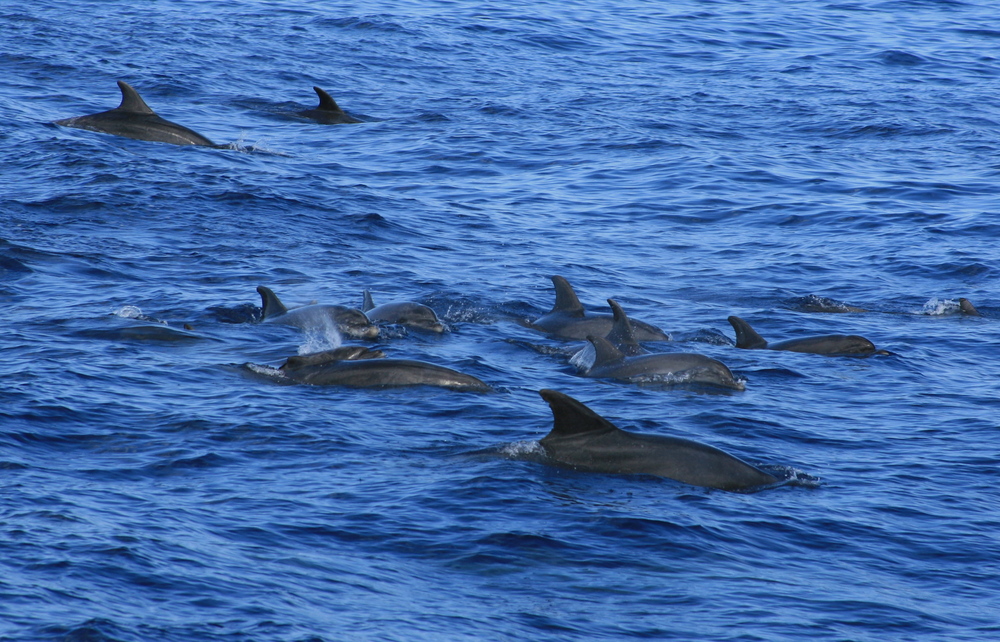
[53,81,358,147]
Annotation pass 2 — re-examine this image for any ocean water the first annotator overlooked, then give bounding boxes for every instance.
[2,0,999,639]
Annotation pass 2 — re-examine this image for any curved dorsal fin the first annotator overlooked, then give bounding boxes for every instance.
[727,316,768,349]
[588,334,625,366]
[539,389,619,439]
[257,285,288,319]
[605,298,638,346]
[362,290,375,312]
[313,87,344,113]
[549,275,585,314]
[959,298,981,316]
[115,81,155,115]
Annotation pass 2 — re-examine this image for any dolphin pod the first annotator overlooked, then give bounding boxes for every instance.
[273,346,490,391]
[536,389,778,491]
[727,315,884,355]
[362,291,447,333]
[257,285,379,340]
[531,275,670,341]
[54,81,215,146]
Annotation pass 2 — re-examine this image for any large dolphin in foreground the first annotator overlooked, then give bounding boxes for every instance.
[536,389,778,491]
[272,346,490,391]
[297,87,361,124]
[530,276,670,341]
[54,81,215,146]
[257,286,379,339]
[727,315,886,355]
[362,290,446,333]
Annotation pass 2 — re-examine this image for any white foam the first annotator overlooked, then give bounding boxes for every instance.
[113,305,144,319]
[297,316,343,355]
[918,298,960,316]
[499,440,545,458]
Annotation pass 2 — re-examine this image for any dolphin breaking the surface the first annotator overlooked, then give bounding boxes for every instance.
[361,290,446,333]
[536,389,778,491]
[297,87,361,124]
[257,285,379,340]
[530,276,670,341]
[54,81,215,146]
[271,346,490,391]
[727,315,885,355]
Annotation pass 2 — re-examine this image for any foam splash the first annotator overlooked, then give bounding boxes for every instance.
[298,317,343,355]
[918,298,960,316]
[113,305,166,324]
[245,363,285,378]
[498,440,545,459]
[568,343,596,372]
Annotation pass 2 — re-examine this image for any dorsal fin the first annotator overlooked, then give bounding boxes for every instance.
[256,285,288,319]
[539,389,619,439]
[313,87,345,113]
[588,335,625,366]
[728,316,768,349]
[362,290,375,312]
[959,298,981,316]
[605,298,639,347]
[549,275,585,314]
[115,81,156,115]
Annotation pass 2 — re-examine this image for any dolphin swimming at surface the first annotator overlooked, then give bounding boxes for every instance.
[361,290,447,333]
[959,298,981,316]
[297,87,361,124]
[53,81,215,146]
[580,335,745,390]
[257,285,379,339]
[530,275,670,341]
[727,315,885,355]
[270,346,490,391]
[535,389,778,491]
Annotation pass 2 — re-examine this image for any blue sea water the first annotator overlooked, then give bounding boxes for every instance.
[2,0,999,639]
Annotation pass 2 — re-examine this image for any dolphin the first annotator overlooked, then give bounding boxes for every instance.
[727,315,882,355]
[275,346,490,391]
[530,276,670,341]
[536,389,778,491]
[54,81,215,146]
[361,290,447,333]
[297,87,361,124]
[580,335,745,390]
[257,285,379,339]
[959,298,981,316]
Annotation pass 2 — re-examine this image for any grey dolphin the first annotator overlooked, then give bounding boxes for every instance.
[257,285,379,339]
[276,347,489,391]
[530,276,670,341]
[54,81,215,146]
[297,87,361,124]
[580,335,745,390]
[361,290,446,333]
[727,315,881,355]
[569,299,656,370]
[537,389,778,491]
[959,298,981,316]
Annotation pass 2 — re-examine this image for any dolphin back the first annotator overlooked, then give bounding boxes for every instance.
[257,285,288,319]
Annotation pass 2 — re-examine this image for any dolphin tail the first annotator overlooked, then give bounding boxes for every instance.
[115,81,156,115]
[256,286,288,319]
[959,298,981,316]
[587,334,626,367]
[727,316,768,349]
[539,389,619,439]
[549,275,585,314]
[362,290,375,312]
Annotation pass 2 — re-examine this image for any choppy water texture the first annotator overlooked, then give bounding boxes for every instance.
[2,0,999,640]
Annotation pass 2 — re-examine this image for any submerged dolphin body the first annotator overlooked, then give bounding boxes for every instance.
[531,276,669,341]
[361,290,446,333]
[54,81,215,146]
[257,286,379,339]
[727,315,881,355]
[581,335,745,390]
[297,87,361,124]
[536,389,778,491]
[275,346,490,391]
